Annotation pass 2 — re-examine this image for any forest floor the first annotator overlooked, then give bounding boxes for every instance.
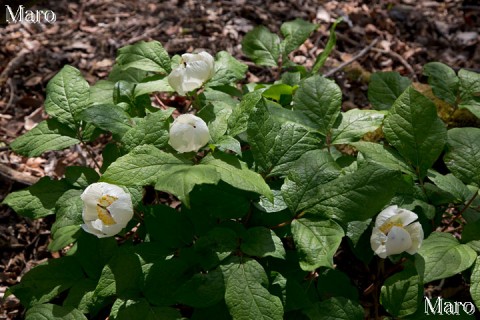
[0,0,479,318]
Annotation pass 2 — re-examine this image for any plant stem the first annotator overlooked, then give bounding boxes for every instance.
[373,258,384,320]
[441,191,479,231]
[80,139,101,171]
[270,211,305,229]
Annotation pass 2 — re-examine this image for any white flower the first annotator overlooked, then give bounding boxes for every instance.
[168,114,210,153]
[81,182,134,238]
[167,51,215,95]
[370,205,424,259]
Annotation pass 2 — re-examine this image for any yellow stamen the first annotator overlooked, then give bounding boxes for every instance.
[97,205,116,225]
[98,195,118,207]
[96,195,118,225]
[379,221,403,234]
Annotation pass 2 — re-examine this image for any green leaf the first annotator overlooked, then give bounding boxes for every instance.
[266,101,317,130]
[262,84,294,104]
[75,233,118,279]
[134,75,174,96]
[416,232,477,283]
[444,127,480,186]
[48,189,83,245]
[155,164,220,207]
[199,87,237,109]
[64,166,100,189]
[193,227,238,268]
[215,135,242,156]
[311,18,341,74]
[108,65,148,83]
[2,177,71,219]
[242,26,280,67]
[383,87,447,178]
[121,108,173,152]
[331,109,385,144]
[291,217,344,270]
[346,219,371,247]
[101,142,121,173]
[293,75,342,135]
[50,188,83,232]
[461,218,480,245]
[116,41,171,74]
[111,298,181,320]
[45,65,90,129]
[380,264,422,317]
[187,183,250,221]
[281,150,341,214]
[280,19,317,56]
[228,90,265,137]
[90,80,115,105]
[256,190,287,214]
[201,152,273,201]
[143,258,190,306]
[10,119,79,157]
[7,256,84,307]
[423,62,459,105]
[208,51,248,87]
[113,81,150,117]
[352,141,415,176]
[79,104,132,139]
[63,278,97,314]
[241,227,286,259]
[49,225,82,252]
[317,269,359,301]
[175,268,225,308]
[225,258,283,320]
[458,69,480,118]
[144,205,194,249]
[307,164,401,224]
[25,304,87,320]
[191,303,231,320]
[198,103,231,142]
[94,248,143,299]
[303,297,364,320]
[367,71,412,110]
[427,170,473,203]
[247,103,320,175]
[470,256,480,311]
[101,145,189,186]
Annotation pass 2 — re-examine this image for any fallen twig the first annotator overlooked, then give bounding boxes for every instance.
[324,39,379,78]
[373,48,417,81]
[4,78,16,112]
[0,48,30,87]
[336,33,418,80]
[0,163,39,186]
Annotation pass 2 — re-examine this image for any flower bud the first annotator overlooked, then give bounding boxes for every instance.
[370,205,424,259]
[81,182,133,238]
[168,114,210,153]
[168,51,215,95]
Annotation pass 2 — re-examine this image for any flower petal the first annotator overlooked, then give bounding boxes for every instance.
[395,208,419,227]
[375,205,398,227]
[168,52,215,96]
[82,205,98,221]
[404,222,424,255]
[168,114,210,153]
[371,227,388,258]
[80,182,134,238]
[167,66,186,96]
[385,226,412,256]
